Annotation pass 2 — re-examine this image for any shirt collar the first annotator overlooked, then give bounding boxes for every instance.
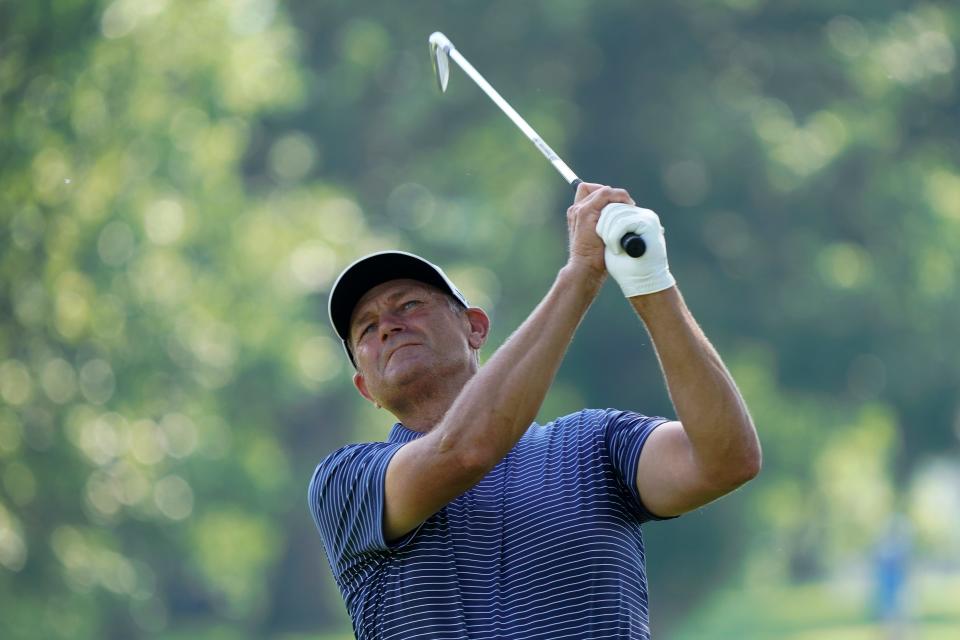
[387,422,426,444]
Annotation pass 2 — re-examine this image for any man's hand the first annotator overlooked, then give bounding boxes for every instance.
[566,183,634,278]
[596,204,676,297]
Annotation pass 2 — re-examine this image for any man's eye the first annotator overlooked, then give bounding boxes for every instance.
[401,300,422,311]
[360,322,376,337]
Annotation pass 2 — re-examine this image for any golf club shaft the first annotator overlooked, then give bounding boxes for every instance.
[443,38,645,258]
[447,48,579,185]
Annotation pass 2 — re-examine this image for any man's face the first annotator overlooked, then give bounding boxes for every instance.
[348,279,484,408]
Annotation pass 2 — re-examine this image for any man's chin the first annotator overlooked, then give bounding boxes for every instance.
[383,350,432,385]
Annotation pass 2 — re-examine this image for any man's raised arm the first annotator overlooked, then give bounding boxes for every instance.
[595,200,761,518]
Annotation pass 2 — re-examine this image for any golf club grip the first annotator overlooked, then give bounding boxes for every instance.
[571,179,647,258]
[620,232,646,258]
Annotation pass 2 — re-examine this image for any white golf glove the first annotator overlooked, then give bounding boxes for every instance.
[596,203,676,298]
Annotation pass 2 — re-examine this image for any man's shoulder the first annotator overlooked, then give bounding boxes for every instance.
[309,440,400,491]
[546,408,664,428]
[542,408,620,429]
[518,409,618,450]
[533,409,665,449]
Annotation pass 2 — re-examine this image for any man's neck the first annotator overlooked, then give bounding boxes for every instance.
[389,366,476,433]
[396,404,449,433]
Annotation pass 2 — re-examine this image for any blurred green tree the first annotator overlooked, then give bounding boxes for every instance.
[1,1,958,638]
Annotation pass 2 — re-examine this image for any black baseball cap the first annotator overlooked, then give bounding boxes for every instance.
[328,251,469,365]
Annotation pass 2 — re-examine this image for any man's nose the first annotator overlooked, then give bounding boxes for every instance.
[379,313,405,341]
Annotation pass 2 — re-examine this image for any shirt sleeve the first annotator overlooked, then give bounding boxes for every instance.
[307,441,412,579]
[601,409,674,523]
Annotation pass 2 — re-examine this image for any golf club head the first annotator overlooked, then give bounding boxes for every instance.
[429,31,452,92]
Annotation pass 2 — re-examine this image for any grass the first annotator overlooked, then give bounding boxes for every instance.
[668,571,960,640]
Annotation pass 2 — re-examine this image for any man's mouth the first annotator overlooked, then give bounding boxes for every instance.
[385,343,422,366]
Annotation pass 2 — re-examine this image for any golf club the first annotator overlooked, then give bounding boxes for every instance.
[428,31,647,258]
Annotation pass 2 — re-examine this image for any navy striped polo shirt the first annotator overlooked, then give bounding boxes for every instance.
[308,408,671,639]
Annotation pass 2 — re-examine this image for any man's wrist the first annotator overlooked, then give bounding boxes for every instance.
[628,285,682,319]
[560,260,606,296]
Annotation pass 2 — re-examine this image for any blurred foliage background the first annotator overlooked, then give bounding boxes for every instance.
[1,1,959,638]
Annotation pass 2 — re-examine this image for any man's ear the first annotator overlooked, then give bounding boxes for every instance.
[353,371,378,406]
[464,307,490,350]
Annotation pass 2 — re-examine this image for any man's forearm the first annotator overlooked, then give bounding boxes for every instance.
[436,264,602,470]
[631,286,760,484]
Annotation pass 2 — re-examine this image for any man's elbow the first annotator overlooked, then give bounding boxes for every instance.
[706,439,761,494]
[737,447,762,484]
[725,439,762,489]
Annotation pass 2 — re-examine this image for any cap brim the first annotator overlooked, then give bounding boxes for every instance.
[328,251,468,347]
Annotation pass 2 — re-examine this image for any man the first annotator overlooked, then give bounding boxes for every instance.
[309,183,761,639]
